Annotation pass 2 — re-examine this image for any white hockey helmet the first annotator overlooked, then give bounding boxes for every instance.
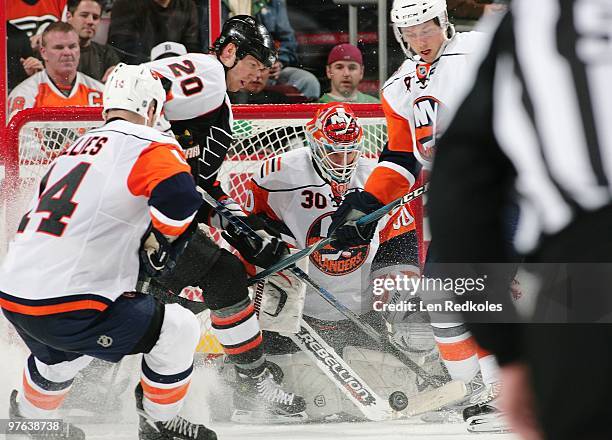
[103,63,166,124]
[390,0,455,59]
[305,103,364,184]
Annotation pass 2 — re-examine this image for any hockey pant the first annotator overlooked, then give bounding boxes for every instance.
[150,229,266,374]
[1,292,199,422]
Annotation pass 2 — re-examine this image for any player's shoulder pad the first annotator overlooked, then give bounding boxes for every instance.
[253,147,324,191]
[92,120,180,148]
[382,59,415,90]
[445,31,488,55]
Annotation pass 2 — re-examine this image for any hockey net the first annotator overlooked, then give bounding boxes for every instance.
[0,104,391,354]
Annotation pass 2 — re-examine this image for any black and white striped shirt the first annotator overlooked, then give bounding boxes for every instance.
[429,0,612,257]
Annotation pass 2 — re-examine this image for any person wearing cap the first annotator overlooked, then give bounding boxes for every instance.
[67,0,119,82]
[318,43,379,104]
[150,40,188,61]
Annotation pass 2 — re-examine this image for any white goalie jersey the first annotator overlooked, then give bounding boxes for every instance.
[245,147,416,321]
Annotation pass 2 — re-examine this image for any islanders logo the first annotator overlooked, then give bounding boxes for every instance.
[306,212,369,276]
[412,95,447,167]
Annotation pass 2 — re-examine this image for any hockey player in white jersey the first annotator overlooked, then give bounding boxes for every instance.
[242,103,438,419]
[0,64,219,439]
[142,16,308,423]
[327,0,507,432]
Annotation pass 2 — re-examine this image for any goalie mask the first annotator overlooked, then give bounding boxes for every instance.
[390,0,455,61]
[103,63,166,125]
[305,103,364,185]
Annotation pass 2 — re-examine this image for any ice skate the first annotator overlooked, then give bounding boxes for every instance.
[231,366,307,423]
[135,384,217,440]
[8,390,85,439]
[462,382,511,433]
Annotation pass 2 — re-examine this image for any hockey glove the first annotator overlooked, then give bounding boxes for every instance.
[222,214,289,269]
[139,222,197,277]
[329,190,384,249]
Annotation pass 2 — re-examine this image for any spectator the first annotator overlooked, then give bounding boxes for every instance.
[108,0,201,64]
[318,44,379,104]
[67,0,119,82]
[223,0,321,100]
[7,23,44,93]
[7,22,104,121]
[228,67,290,104]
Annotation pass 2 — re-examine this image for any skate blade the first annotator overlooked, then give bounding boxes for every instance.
[466,413,512,433]
[231,409,308,424]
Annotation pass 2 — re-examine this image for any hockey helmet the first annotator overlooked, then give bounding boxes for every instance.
[103,63,166,125]
[390,0,455,59]
[305,103,365,184]
[212,15,277,68]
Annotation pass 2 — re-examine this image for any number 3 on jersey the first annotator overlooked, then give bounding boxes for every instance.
[18,162,91,237]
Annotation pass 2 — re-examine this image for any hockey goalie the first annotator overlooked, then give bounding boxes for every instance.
[242,102,444,421]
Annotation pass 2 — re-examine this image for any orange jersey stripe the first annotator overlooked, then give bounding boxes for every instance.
[150,214,191,237]
[246,179,281,222]
[381,95,414,153]
[211,303,255,326]
[365,166,412,205]
[437,337,479,362]
[141,380,191,405]
[476,346,493,359]
[22,373,69,411]
[0,298,108,316]
[127,143,191,198]
[223,333,263,355]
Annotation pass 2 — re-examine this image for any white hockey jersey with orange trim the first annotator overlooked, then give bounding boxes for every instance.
[0,120,192,302]
[7,70,104,121]
[8,0,68,36]
[147,53,231,125]
[246,148,415,321]
[366,32,485,204]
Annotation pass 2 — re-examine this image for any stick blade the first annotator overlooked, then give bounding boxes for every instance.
[401,380,467,417]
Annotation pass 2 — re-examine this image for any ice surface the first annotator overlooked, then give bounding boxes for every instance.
[0,316,518,440]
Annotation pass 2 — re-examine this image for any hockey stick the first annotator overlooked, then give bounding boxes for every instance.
[289,266,446,388]
[248,183,429,285]
[284,317,465,419]
[200,189,443,385]
[201,191,466,406]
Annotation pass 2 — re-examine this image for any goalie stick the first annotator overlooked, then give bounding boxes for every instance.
[248,183,429,285]
[199,187,443,386]
[201,189,466,418]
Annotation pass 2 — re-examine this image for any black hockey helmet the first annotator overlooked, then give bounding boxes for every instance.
[212,15,277,68]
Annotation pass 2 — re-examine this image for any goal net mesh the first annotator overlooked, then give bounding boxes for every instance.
[1,105,388,354]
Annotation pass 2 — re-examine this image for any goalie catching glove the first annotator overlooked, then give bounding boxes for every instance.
[222,213,289,269]
[329,190,384,249]
[139,222,196,277]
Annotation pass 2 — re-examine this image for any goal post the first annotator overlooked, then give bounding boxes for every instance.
[1,104,389,252]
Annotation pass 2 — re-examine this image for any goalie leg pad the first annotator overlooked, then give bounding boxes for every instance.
[253,269,306,334]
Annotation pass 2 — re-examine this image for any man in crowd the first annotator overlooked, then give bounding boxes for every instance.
[223,0,321,100]
[109,0,201,64]
[67,0,119,82]
[8,22,104,120]
[319,44,379,104]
